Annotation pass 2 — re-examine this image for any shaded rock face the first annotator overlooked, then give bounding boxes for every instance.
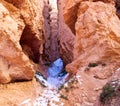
[0,1,35,83]
[115,0,120,18]
[42,0,59,63]
[40,0,75,66]
[63,0,81,34]
[58,0,75,65]
[66,1,120,76]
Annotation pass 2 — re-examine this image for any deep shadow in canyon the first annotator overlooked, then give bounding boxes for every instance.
[20,25,41,63]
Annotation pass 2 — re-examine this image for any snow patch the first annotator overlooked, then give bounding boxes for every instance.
[35,58,68,88]
[19,99,31,106]
[34,88,64,106]
[34,58,67,106]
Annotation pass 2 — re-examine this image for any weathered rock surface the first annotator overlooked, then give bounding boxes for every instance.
[0,1,35,83]
[0,0,120,105]
[63,0,115,34]
[61,68,120,106]
[61,0,115,66]
[60,69,108,106]
[94,69,120,106]
[0,79,42,106]
[66,1,120,76]
[5,0,44,63]
[63,0,82,34]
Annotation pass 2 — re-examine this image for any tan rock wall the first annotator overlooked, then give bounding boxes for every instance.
[5,0,44,63]
[63,0,115,34]
[66,1,120,76]
[0,0,36,83]
[0,0,45,83]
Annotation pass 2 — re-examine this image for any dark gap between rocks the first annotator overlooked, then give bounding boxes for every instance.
[20,25,40,63]
[42,0,59,63]
[35,0,70,89]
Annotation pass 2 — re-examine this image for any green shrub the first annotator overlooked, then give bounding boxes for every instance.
[88,63,98,67]
[100,83,115,104]
[60,94,68,100]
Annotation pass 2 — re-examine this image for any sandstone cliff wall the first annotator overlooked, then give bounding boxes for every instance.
[0,0,44,83]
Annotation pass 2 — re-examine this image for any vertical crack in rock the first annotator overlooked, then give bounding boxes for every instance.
[43,0,59,63]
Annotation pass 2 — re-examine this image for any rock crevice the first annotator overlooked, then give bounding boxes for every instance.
[42,0,59,63]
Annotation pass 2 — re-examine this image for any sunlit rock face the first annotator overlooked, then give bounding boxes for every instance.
[3,0,46,77]
[66,1,120,77]
[63,0,115,34]
[0,1,35,83]
[0,79,37,106]
[5,0,44,63]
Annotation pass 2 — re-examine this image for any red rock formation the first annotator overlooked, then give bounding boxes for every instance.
[3,0,47,78]
[66,1,120,76]
[0,1,35,83]
[63,0,115,35]
[5,0,44,63]
[0,0,120,105]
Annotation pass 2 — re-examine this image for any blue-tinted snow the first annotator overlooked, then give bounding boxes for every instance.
[35,58,68,88]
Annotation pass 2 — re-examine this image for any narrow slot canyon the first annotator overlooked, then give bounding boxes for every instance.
[0,0,120,106]
[42,0,60,63]
[35,0,71,89]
